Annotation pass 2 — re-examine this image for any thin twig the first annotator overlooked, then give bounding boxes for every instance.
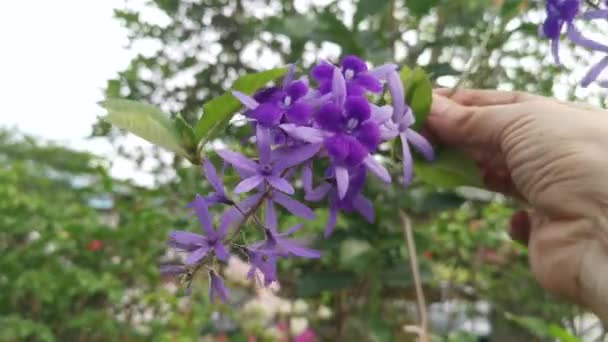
[400,211,428,342]
[449,3,501,97]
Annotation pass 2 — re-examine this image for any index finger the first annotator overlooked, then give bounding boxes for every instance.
[434,88,541,107]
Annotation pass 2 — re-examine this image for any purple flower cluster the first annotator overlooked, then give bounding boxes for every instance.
[161,56,434,303]
[541,0,608,87]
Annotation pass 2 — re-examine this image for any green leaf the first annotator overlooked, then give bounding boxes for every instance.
[414,149,482,188]
[354,0,390,27]
[400,66,432,130]
[505,313,581,342]
[547,325,582,342]
[296,271,356,297]
[99,99,188,157]
[173,114,197,152]
[194,67,287,142]
[265,16,316,39]
[405,0,439,17]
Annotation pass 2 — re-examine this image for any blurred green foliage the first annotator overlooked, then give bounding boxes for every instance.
[2,0,606,341]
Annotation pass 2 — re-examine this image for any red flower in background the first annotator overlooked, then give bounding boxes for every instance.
[422,250,433,260]
[87,239,102,252]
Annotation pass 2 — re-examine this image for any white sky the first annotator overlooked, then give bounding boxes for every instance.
[0,0,160,182]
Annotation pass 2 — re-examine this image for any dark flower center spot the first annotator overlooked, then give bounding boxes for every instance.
[261,164,273,175]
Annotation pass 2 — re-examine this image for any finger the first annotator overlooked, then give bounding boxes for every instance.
[434,88,540,107]
[426,94,518,148]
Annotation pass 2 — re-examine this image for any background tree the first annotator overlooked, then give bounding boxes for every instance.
[2,0,606,341]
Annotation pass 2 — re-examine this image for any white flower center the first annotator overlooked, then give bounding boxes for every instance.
[344,69,355,80]
[346,118,359,131]
[283,96,292,106]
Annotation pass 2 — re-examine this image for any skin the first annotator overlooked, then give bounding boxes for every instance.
[426,89,608,321]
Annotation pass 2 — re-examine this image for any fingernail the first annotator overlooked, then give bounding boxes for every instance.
[430,94,451,116]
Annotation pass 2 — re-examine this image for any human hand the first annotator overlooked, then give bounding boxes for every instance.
[426,88,608,321]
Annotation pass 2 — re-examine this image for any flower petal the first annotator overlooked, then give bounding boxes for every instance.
[254,86,283,104]
[203,159,224,195]
[324,206,338,237]
[387,70,405,121]
[213,244,230,261]
[185,246,210,265]
[302,163,313,192]
[280,124,325,144]
[274,143,321,172]
[335,166,349,199]
[251,102,283,127]
[265,198,278,231]
[188,195,215,236]
[232,91,259,110]
[406,129,435,161]
[280,240,321,258]
[356,121,381,151]
[363,155,391,183]
[267,176,295,194]
[368,63,398,79]
[209,271,230,303]
[305,92,333,108]
[159,264,186,277]
[311,61,334,82]
[217,149,258,172]
[344,96,371,122]
[344,137,368,167]
[169,230,206,249]
[256,125,272,165]
[273,192,315,219]
[542,16,561,39]
[341,55,368,73]
[324,134,350,162]
[370,104,393,125]
[332,67,346,107]
[305,182,332,202]
[583,9,608,20]
[353,195,374,223]
[234,175,264,194]
[286,80,309,101]
[286,101,312,125]
[551,38,561,66]
[314,102,343,132]
[581,56,608,87]
[283,223,305,236]
[400,133,413,186]
[566,25,608,54]
[355,73,382,93]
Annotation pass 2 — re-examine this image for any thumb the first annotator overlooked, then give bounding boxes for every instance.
[426,94,514,148]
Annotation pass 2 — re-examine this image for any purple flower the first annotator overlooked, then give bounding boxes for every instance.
[282,67,391,198]
[263,190,315,231]
[197,158,231,206]
[209,270,230,303]
[233,65,313,127]
[304,167,373,237]
[217,138,321,195]
[312,56,387,96]
[583,1,608,20]
[159,264,186,277]
[169,196,230,265]
[252,225,321,259]
[385,70,434,186]
[246,248,279,286]
[581,56,608,87]
[540,0,580,64]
